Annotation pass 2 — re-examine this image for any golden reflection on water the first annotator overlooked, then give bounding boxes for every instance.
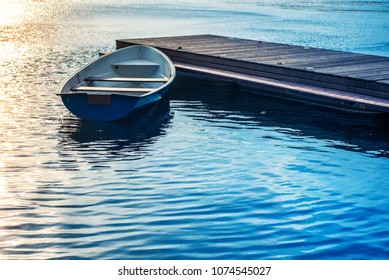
[0,0,27,26]
[0,161,4,192]
[0,1,38,192]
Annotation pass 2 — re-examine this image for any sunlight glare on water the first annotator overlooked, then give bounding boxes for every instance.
[0,0,25,26]
[0,0,388,260]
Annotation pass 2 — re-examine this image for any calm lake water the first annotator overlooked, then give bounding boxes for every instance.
[0,0,389,259]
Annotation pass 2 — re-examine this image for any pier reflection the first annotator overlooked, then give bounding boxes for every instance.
[170,76,389,158]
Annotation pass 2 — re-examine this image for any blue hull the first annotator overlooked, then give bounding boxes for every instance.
[61,87,168,122]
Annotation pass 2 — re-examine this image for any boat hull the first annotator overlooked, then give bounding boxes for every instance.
[61,87,169,122]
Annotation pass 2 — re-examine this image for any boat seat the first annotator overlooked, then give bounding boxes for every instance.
[111,60,160,69]
[71,86,154,93]
[84,77,168,83]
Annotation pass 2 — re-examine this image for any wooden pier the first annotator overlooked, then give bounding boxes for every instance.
[117,34,389,113]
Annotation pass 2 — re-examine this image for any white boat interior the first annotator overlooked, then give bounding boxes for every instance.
[59,45,175,97]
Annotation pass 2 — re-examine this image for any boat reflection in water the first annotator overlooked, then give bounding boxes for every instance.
[58,97,172,156]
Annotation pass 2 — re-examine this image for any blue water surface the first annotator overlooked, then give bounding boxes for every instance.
[0,0,388,260]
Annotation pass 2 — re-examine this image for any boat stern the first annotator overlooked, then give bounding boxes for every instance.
[61,93,138,121]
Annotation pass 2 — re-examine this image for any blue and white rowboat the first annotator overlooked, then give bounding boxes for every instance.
[57,45,175,121]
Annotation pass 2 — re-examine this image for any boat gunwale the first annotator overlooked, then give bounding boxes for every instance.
[56,45,176,98]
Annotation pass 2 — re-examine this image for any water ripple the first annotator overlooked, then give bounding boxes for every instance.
[1,0,389,260]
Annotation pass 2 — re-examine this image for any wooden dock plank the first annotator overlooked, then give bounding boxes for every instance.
[170,54,388,98]
[175,62,389,113]
[245,52,362,67]
[122,34,259,51]
[206,44,329,55]
[315,61,389,73]
[116,35,389,113]
[125,35,314,55]
[170,39,386,72]
[343,70,389,81]
[169,39,387,74]
[167,48,389,96]
[284,55,386,69]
